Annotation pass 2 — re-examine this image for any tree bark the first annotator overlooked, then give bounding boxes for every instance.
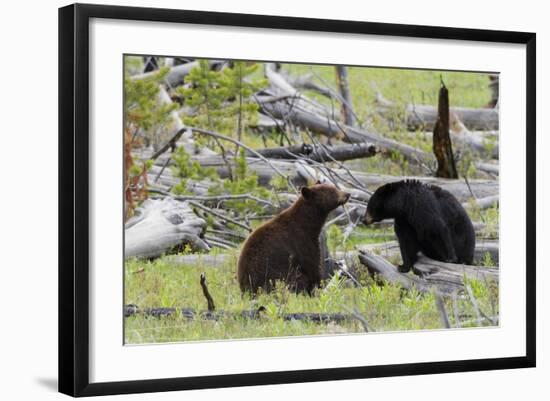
[124,304,353,324]
[247,142,377,162]
[258,98,431,165]
[357,250,498,295]
[261,66,432,165]
[377,99,499,131]
[335,65,357,126]
[358,239,499,266]
[131,59,223,87]
[433,81,458,178]
[488,74,499,108]
[125,197,209,259]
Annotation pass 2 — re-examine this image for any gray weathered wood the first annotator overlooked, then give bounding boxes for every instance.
[130,59,223,87]
[357,250,498,295]
[248,142,377,162]
[475,161,499,176]
[147,156,498,203]
[261,67,432,165]
[359,239,499,266]
[125,197,209,259]
[377,97,499,131]
[259,98,432,165]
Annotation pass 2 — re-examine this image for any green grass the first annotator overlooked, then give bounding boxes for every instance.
[125,247,498,344]
[284,63,491,112]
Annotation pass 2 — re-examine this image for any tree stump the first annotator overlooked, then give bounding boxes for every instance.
[433,80,458,179]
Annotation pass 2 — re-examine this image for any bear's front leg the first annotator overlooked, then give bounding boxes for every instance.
[394,218,420,273]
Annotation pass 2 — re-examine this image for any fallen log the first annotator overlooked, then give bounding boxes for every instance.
[376,94,499,131]
[147,157,499,203]
[124,304,353,324]
[464,194,499,210]
[282,71,361,125]
[452,118,499,159]
[282,72,336,99]
[259,98,432,166]
[125,197,209,259]
[357,250,498,295]
[261,67,432,166]
[248,142,377,162]
[475,161,499,176]
[360,239,499,266]
[249,113,286,133]
[130,59,223,87]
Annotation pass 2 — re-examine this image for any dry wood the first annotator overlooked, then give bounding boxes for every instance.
[488,74,499,108]
[463,194,499,210]
[130,59,223,87]
[451,118,499,159]
[248,142,377,162]
[125,197,209,259]
[124,304,353,324]
[335,65,357,126]
[359,239,499,267]
[258,97,432,166]
[357,250,498,295]
[433,81,458,178]
[282,72,336,99]
[475,161,499,176]
[435,294,451,328]
[260,68,432,166]
[188,200,252,232]
[200,273,216,311]
[405,128,499,160]
[147,157,498,203]
[376,93,499,131]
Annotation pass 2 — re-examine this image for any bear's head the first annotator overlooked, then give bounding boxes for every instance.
[362,181,407,224]
[300,183,350,213]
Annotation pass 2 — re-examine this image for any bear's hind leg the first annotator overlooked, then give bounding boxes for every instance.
[432,223,458,263]
[394,218,420,273]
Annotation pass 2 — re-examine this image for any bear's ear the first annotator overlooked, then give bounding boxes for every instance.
[301,186,313,200]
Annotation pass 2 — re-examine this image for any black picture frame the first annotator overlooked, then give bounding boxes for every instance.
[58,3,536,397]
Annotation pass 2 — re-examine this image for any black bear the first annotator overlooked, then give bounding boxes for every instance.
[362,180,475,272]
[238,183,350,294]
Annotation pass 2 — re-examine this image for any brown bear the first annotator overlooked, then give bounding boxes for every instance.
[237,183,350,295]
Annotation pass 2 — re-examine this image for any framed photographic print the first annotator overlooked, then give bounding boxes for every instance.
[58,3,536,397]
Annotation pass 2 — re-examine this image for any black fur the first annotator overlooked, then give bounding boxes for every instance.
[363,180,475,272]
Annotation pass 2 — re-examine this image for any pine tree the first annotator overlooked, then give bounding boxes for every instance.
[124,62,177,219]
[219,61,267,148]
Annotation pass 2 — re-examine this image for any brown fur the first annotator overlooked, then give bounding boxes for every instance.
[237,183,350,295]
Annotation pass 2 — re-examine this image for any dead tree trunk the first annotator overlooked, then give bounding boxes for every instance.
[125,197,210,259]
[357,250,498,295]
[433,81,458,178]
[488,74,499,108]
[335,66,357,127]
[248,142,377,162]
[124,305,353,324]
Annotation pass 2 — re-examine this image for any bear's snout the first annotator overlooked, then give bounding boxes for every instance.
[339,192,351,205]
